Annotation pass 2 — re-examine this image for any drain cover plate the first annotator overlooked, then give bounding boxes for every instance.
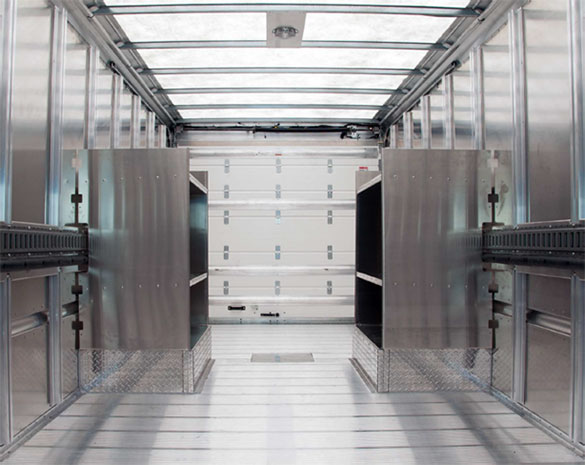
[251,353,314,363]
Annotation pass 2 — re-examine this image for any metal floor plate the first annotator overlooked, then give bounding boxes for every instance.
[3,325,584,465]
[251,353,314,363]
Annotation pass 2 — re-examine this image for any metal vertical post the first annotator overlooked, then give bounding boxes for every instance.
[403,112,413,149]
[571,276,585,444]
[389,125,398,149]
[569,0,584,222]
[443,73,455,149]
[46,275,62,406]
[421,95,431,149]
[0,0,16,224]
[512,270,527,404]
[110,73,122,148]
[130,94,141,148]
[0,277,12,449]
[471,47,486,150]
[84,46,98,150]
[146,112,155,148]
[157,124,167,148]
[46,5,67,226]
[510,7,528,226]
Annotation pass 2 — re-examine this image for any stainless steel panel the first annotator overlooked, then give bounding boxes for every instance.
[528,275,571,319]
[61,313,78,397]
[453,60,473,149]
[477,150,513,226]
[62,25,87,151]
[525,0,572,222]
[11,0,52,223]
[382,149,490,349]
[11,325,49,435]
[482,24,513,151]
[94,63,112,149]
[430,83,445,149]
[526,324,571,434]
[118,87,132,148]
[88,149,190,350]
[10,277,46,322]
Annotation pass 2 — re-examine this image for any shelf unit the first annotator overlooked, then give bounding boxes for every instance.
[189,171,209,348]
[355,172,383,347]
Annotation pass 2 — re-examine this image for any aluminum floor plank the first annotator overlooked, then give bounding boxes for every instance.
[3,324,584,465]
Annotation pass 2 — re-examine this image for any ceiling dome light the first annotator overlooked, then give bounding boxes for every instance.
[272,25,298,40]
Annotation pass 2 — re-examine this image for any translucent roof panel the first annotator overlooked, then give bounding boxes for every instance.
[107,0,469,6]
[169,93,390,106]
[139,48,427,69]
[178,109,377,120]
[155,73,407,90]
[304,14,454,42]
[116,13,266,41]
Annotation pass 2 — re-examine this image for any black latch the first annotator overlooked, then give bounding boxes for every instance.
[488,282,499,294]
[71,193,83,204]
[228,305,246,311]
[72,320,84,331]
[487,191,499,204]
[488,319,499,329]
[71,284,83,295]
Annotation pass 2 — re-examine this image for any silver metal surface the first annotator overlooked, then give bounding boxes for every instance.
[571,276,585,443]
[0,277,12,448]
[95,62,112,149]
[163,86,399,96]
[512,271,527,404]
[443,73,455,149]
[525,0,572,222]
[471,47,485,150]
[403,112,413,148]
[157,124,166,148]
[493,313,513,396]
[381,149,490,349]
[210,266,353,276]
[7,324,584,464]
[96,4,480,16]
[356,272,382,287]
[509,7,528,226]
[210,296,353,306]
[0,0,16,223]
[173,103,385,111]
[453,59,472,150]
[190,273,208,287]
[47,275,62,407]
[130,94,141,148]
[144,66,416,76]
[84,47,98,149]
[421,95,431,149]
[569,0,584,222]
[526,324,572,434]
[110,73,122,148]
[210,200,354,210]
[63,24,87,152]
[88,148,190,349]
[146,111,155,148]
[181,117,378,125]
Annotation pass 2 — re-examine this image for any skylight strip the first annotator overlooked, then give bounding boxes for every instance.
[160,87,404,95]
[142,67,421,75]
[173,103,388,110]
[96,4,480,17]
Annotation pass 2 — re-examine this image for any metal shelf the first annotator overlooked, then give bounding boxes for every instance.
[356,272,382,286]
[189,273,208,287]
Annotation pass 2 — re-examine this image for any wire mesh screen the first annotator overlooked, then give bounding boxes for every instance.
[352,327,493,392]
[80,327,212,394]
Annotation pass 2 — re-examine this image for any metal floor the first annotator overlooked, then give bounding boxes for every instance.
[4,324,584,464]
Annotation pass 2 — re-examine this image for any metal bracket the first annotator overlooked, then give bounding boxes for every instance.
[275,245,281,260]
[327,184,333,199]
[276,158,282,174]
[223,245,229,260]
[223,185,229,199]
[275,210,281,224]
[327,210,333,225]
[275,184,281,199]
[327,280,333,295]
[275,280,280,296]
[223,210,229,225]
[224,159,230,174]
[327,159,333,174]
[223,280,229,295]
[327,245,333,260]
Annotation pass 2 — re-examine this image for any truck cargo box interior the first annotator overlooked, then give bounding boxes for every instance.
[0,0,584,463]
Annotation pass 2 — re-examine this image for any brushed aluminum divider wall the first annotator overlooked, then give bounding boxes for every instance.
[509,7,528,226]
[157,124,166,148]
[512,271,527,404]
[381,149,489,349]
[0,0,16,223]
[471,47,485,150]
[146,112,155,148]
[389,125,397,149]
[421,95,431,149]
[88,149,190,349]
[130,95,141,148]
[46,276,61,407]
[571,276,585,444]
[84,47,98,150]
[403,112,413,149]
[0,277,12,448]
[569,0,584,222]
[442,74,455,150]
[110,74,122,148]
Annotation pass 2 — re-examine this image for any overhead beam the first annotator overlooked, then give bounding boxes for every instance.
[142,67,420,76]
[173,103,386,111]
[94,3,481,17]
[179,117,379,125]
[159,87,404,95]
[121,40,448,51]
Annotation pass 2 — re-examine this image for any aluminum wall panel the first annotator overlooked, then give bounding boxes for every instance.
[11,326,49,435]
[94,63,112,149]
[62,25,86,151]
[477,150,513,226]
[526,324,571,434]
[525,0,572,222]
[453,60,473,149]
[430,83,445,149]
[88,149,190,349]
[382,149,490,349]
[118,88,132,148]
[11,0,52,223]
[61,314,77,397]
[10,278,46,322]
[482,24,513,151]
[528,275,571,320]
[411,105,423,149]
